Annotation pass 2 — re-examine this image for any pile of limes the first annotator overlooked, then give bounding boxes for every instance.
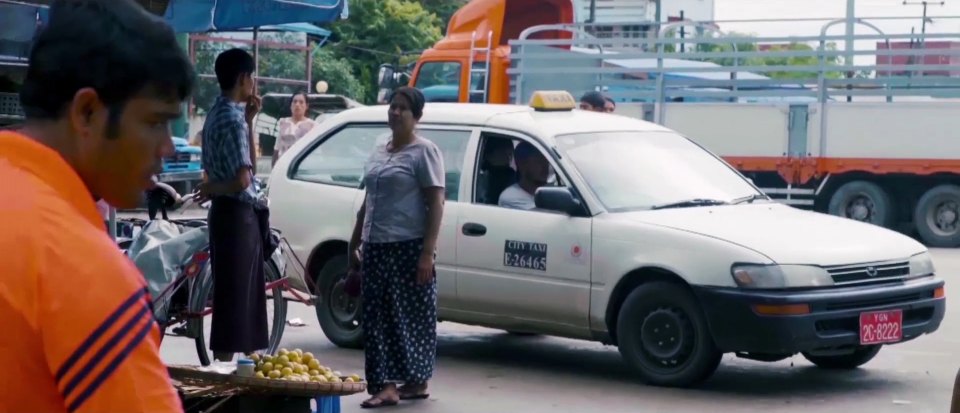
[248,348,363,383]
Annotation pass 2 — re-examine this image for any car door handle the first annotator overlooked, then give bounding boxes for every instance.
[462,223,487,236]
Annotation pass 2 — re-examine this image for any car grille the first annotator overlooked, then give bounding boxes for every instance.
[825,260,910,286]
[164,153,193,163]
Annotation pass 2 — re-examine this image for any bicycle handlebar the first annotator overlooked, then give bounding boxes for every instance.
[151,175,269,215]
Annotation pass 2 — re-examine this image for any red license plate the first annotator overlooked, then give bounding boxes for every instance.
[859,309,903,345]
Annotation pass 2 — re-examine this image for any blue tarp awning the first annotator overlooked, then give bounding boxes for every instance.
[162,0,347,33]
[252,23,332,38]
[0,0,344,62]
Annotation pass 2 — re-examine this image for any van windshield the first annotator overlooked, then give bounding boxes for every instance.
[554,131,764,212]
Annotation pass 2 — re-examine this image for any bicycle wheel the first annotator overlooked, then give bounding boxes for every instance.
[190,259,288,366]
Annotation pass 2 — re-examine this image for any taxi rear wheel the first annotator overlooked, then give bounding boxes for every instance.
[801,345,881,369]
[616,281,722,387]
[315,254,364,349]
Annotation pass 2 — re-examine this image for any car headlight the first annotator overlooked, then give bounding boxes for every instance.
[731,264,834,289]
[190,154,201,162]
[908,252,935,277]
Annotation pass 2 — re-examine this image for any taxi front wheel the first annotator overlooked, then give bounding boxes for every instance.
[315,253,364,349]
[616,281,722,387]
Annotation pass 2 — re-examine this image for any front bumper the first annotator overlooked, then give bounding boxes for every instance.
[692,277,945,354]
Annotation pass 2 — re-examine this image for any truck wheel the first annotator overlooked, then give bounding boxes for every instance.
[616,281,722,387]
[315,254,364,349]
[802,345,881,369]
[914,185,960,248]
[828,181,895,228]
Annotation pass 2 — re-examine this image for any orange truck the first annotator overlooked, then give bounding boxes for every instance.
[376,0,960,248]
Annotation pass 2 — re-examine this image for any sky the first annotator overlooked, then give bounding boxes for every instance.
[715,0,960,36]
[707,0,960,64]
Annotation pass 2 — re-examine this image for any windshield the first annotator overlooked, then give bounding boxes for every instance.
[554,131,763,212]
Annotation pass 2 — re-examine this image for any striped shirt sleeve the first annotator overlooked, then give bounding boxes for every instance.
[40,231,182,413]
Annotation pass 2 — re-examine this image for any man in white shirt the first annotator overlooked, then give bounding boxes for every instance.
[498,141,550,210]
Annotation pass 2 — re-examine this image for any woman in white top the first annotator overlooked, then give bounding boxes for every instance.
[273,91,316,166]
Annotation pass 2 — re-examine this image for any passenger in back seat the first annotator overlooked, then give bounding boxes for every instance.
[478,137,516,204]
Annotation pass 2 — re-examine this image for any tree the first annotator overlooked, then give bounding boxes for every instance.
[747,42,846,80]
[311,48,366,99]
[325,0,444,102]
[420,0,469,29]
[190,32,312,113]
[663,31,846,80]
[189,0,451,105]
[191,39,231,115]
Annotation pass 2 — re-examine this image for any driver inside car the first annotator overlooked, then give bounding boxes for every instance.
[498,141,551,210]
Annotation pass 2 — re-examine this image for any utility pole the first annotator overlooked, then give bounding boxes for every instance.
[903,1,945,77]
[903,1,944,48]
[844,0,855,102]
[680,10,685,53]
[845,0,855,72]
[654,0,661,26]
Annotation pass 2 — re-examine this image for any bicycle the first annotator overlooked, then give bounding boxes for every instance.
[119,183,315,366]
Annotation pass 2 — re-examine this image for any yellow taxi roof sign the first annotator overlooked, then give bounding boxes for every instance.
[529,90,576,111]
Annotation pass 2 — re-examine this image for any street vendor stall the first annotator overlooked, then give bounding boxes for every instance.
[169,348,366,413]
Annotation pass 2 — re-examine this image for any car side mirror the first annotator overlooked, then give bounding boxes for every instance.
[377,64,396,89]
[535,187,583,216]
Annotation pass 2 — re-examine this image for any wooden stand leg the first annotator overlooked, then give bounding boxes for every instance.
[186,395,311,413]
[181,394,343,413]
[952,367,960,413]
[237,395,312,413]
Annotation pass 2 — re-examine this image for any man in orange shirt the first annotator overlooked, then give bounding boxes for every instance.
[0,0,194,412]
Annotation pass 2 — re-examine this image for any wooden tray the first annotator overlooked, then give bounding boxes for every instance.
[168,365,367,398]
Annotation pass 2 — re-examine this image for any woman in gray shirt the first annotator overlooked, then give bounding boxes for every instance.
[348,87,445,408]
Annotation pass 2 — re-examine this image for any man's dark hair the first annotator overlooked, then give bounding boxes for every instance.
[514,141,540,162]
[215,48,255,92]
[484,137,514,155]
[580,90,606,108]
[19,0,195,139]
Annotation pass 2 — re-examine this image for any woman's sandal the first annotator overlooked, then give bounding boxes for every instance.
[361,396,399,409]
[398,385,430,400]
[400,392,429,400]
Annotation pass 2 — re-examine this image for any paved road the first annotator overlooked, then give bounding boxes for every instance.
[159,249,959,413]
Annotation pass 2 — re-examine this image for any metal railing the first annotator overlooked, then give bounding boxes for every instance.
[507,17,960,107]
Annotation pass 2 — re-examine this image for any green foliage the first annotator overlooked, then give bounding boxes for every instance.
[311,48,367,99]
[191,32,311,113]
[191,39,231,115]
[419,0,469,29]
[325,0,444,102]
[663,31,847,80]
[257,33,308,92]
[190,0,458,106]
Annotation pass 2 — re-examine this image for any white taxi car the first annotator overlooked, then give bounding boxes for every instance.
[267,91,946,387]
